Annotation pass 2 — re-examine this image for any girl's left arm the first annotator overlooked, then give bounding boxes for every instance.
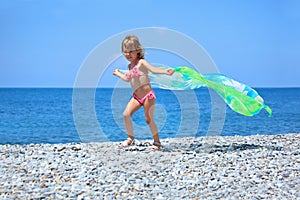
[141,59,174,76]
[113,69,130,82]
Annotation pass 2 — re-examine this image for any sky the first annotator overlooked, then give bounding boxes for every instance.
[1,0,299,88]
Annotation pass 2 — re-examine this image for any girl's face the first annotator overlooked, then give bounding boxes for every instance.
[123,50,139,63]
[122,44,140,63]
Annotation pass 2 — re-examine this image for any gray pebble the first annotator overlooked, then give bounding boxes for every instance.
[0,133,299,199]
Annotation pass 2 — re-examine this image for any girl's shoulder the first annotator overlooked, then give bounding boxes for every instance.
[138,58,145,64]
[138,59,149,66]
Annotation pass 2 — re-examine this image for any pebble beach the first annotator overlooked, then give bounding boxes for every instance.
[0,133,299,199]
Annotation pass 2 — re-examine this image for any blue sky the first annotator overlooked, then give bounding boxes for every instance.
[1,0,299,87]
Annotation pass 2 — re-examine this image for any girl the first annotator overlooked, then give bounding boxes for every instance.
[113,35,174,151]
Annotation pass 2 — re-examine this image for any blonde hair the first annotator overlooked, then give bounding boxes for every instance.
[121,35,145,59]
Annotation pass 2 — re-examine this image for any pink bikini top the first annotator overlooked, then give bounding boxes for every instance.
[125,64,147,80]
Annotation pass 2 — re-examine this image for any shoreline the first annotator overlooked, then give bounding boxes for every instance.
[1,133,299,199]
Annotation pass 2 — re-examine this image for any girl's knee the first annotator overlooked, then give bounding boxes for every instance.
[123,111,131,119]
[145,113,152,124]
[146,117,151,124]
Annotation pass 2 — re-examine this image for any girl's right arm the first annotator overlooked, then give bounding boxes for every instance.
[113,69,130,82]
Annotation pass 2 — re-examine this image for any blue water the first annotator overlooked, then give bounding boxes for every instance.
[0,88,299,144]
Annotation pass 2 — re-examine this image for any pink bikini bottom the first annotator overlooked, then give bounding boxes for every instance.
[132,90,156,105]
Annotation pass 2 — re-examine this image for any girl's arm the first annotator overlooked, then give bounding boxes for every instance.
[141,59,174,76]
[113,69,129,82]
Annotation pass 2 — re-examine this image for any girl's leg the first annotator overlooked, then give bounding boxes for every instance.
[123,98,142,140]
[143,98,160,144]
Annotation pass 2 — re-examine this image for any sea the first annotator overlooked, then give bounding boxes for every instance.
[0,88,299,145]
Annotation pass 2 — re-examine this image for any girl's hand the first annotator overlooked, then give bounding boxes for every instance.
[113,69,119,76]
[113,69,129,82]
[166,68,175,76]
